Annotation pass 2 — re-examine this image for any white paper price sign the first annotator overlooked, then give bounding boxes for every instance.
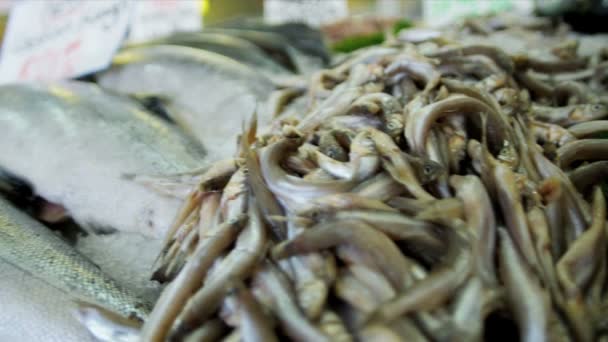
[128,0,202,43]
[264,0,348,27]
[423,0,533,27]
[0,0,131,83]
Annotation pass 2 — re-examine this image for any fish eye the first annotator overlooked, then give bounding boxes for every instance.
[592,104,604,111]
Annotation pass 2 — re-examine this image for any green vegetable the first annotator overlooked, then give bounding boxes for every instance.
[332,32,384,53]
[331,19,412,53]
[392,19,412,34]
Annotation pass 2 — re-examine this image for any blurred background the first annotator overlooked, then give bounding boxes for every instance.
[1,0,606,47]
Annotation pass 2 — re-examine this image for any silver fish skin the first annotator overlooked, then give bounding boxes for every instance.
[0,82,206,238]
[0,196,150,320]
[134,31,291,75]
[97,45,276,161]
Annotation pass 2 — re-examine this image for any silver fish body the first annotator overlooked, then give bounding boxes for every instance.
[0,82,206,238]
[0,196,150,319]
[136,32,291,75]
[97,45,276,161]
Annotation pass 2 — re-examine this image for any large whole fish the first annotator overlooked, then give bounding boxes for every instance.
[97,45,276,160]
[219,20,330,62]
[0,196,150,320]
[215,20,330,71]
[132,32,291,75]
[0,81,206,238]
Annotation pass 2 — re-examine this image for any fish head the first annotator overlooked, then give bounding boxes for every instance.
[419,159,445,184]
[586,103,608,120]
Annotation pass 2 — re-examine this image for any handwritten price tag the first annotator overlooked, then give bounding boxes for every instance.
[128,0,202,43]
[0,0,131,83]
[264,0,348,27]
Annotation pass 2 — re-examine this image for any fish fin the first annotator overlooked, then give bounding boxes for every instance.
[248,109,258,146]
[74,301,141,342]
[238,107,258,157]
[158,189,205,258]
[122,172,202,199]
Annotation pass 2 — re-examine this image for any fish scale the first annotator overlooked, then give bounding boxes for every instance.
[0,81,206,238]
[0,196,150,320]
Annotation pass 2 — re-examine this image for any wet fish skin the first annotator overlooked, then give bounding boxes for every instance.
[498,229,550,342]
[219,20,330,64]
[557,186,606,299]
[385,53,441,92]
[405,94,514,161]
[557,139,608,170]
[141,214,248,341]
[450,175,497,284]
[0,82,206,238]
[225,281,278,342]
[75,302,141,342]
[98,45,275,161]
[260,138,356,211]
[272,220,413,291]
[183,319,227,342]
[0,196,150,320]
[168,203,267,340]
[493,163,540,272]
[366,227,471,323]
[429,44,515,74]
[255,262,330,342]
[367,128,435,201]
[533,103,608,127]
[136,31,291,74]
[568,120,608,138]
[569,161,608,193]
[203,28,313,73]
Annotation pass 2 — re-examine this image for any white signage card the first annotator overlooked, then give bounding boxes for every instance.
[0,0,132,83]
[264,0,348,27]
[128,0,202,43]
[423,0,534,27]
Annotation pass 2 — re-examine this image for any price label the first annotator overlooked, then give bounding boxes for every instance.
[128,0,202,43]
[0,0,131,83]
[264,0,348,27]
[423,0,533,27]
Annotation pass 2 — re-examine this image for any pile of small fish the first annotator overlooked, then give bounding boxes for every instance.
[0,21,329,339]
[139,15,608,342]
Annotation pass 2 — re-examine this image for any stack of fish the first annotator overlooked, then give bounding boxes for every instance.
[0,14,607,342]
[0,21,328,338]
[97,21,328,161]
[137,15,608,342]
